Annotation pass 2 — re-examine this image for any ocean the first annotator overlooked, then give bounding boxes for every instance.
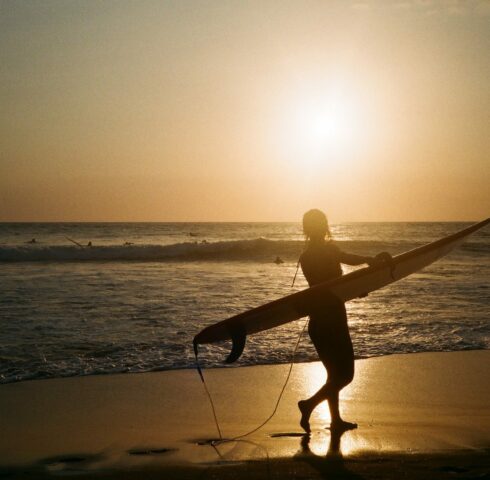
[0,222,489,384]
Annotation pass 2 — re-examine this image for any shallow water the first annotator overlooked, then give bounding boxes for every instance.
[0,222,488,383]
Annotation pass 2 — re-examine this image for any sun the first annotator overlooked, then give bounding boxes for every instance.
[296,94,361,156]
[278,82,369,168]
[299,107,351,155]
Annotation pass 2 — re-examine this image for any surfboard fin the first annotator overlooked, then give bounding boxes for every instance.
[225,323,247,363]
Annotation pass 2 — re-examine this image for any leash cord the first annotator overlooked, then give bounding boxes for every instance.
[194,316,309,445]
[194,256,307,444]
[291,259,300,287]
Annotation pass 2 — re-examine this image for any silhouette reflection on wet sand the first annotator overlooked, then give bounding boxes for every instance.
[296,429,365,480]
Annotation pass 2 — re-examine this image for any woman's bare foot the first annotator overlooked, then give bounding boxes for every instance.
[329,419,358,432]
[298,400,311,433]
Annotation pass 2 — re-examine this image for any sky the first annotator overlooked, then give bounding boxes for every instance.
[1,0,489,222]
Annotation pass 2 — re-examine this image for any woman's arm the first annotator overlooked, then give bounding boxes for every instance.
[339,251,375,266]
[339,250,393,267]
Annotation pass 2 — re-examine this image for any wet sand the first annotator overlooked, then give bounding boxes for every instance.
[0,351,489,479]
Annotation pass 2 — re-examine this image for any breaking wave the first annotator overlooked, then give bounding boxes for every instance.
[0,239,299,262]
[0,238,486,263]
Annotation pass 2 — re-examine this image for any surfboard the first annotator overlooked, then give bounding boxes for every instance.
[65,236,84,249]
[193,218,490,363]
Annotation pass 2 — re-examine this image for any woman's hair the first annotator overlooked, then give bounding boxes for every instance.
[302,209,332,240]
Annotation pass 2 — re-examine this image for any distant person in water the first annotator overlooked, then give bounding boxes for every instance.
[298,209,378,434]
[274,256,284,264]
[26,238,36,244]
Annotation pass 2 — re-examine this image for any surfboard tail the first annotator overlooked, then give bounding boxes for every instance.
[193,321,247,363]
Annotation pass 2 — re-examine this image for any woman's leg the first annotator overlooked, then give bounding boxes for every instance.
[298,299,355,432]
[326,386,357,431]
[298,373,355,432]
[298,381,330,432]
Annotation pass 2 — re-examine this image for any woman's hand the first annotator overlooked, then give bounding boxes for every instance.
[367,252,393,267]
[366,257,378,267]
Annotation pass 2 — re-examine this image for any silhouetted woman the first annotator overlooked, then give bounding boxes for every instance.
[298,209,377,433]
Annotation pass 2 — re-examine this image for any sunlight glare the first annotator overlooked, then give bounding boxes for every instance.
[298,95,361,156]
[279,80,370,169]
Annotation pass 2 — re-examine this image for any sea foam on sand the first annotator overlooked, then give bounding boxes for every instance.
[0,351,489,479]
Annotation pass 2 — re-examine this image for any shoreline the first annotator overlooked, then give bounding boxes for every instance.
[3,347,489,387]
[1,351,489,478]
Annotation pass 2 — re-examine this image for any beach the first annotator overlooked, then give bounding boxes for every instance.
[1,350,489,479]
[3,0,490,477]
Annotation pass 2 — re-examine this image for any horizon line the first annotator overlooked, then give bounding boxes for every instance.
[0,219,483,224]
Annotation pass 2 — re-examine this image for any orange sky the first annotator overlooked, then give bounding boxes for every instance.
[1,0,489,222]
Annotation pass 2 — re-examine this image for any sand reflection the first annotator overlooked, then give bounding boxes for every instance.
[296,426,360,458]
[292,360,368,456]
[296,430,365,480]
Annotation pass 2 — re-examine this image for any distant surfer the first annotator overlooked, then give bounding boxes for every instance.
[297,209,378,434]
[26,238,37,244]
[274,256,284,264]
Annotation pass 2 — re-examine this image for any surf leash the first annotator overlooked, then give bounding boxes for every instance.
[193,341,223,441]
[291,259,301,287]
[193,316,309,445]
[228,317,308,442]
[193,255,308,444]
